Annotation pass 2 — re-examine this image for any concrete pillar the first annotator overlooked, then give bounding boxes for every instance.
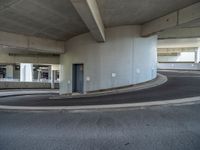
[48,66,51,82]
[54,71,57,81]
[37,70,41,82]
[6,65,14,79]
[195,47,200,63]
[50,65,59,89]
[51,69,55,89]
[20,63,33,82]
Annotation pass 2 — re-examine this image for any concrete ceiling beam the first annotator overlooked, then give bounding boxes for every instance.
[158,48,197,54]
[142,2,200,36]
[0,31,65,54]
[179,2,200,25]
[158,38,200,48]
[71,0,105,42]
[159,27,200,39]
[142,12,178,36]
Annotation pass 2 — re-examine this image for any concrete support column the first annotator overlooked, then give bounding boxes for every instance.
[195,47,200,63]
[37,70,41,82]
[51,65,59,89]
[6,65,14,79]
[51,69,55,89]
[20,63,33,82]
[48,66,51,82]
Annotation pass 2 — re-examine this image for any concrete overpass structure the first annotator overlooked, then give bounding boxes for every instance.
[0,0,200,93]
[157,38,200,70]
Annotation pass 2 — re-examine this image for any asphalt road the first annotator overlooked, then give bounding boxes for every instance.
[0,103,200,150]
[1,70,200,106]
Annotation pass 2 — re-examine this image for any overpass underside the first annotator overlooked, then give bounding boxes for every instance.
[0,0,199,94]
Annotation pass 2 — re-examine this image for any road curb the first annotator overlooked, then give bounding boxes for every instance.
[0,96,199,112]
[0,93,57,98]
[0,74,166,99]
[52,73,167,99]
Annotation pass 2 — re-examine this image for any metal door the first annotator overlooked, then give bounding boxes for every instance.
[73,64,84,93]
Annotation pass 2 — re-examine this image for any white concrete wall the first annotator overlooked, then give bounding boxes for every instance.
[158,52,195,62]
[20,63,33,82]
[60,26,157,94]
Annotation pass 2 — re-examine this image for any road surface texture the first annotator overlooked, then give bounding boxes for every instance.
[0,70,200,106]
[0,103,200,150]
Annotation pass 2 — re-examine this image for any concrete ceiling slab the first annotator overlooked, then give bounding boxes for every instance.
[0,0,88,41]
[0,0,199,41]
[96,0,200,27]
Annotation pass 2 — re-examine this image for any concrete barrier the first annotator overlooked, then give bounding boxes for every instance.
[0,81,59,89]
[158,63,200,70]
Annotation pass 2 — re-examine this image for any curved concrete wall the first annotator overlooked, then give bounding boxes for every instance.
[60,26,157,94]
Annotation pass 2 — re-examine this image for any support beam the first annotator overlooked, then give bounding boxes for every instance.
[158,38,200,49]
[71,0,105,42]
[142,12,178,36]
[159,27,200,39]
[179,2,200,25]
[0,52,59,65]
[142,2,200,36]
[0,31,65,54]
[158,48,197,54]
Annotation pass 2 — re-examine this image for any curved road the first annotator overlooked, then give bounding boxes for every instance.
[1,70,200,106]
[0,70,200,150]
